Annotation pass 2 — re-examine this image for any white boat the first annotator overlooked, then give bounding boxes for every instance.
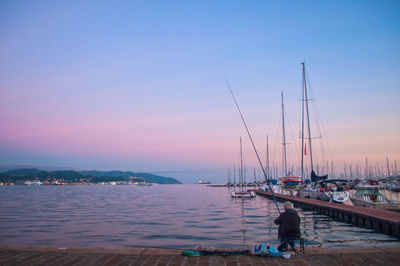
[299,179,350,203]
[24,180,43,186]
[298,186,330,201]
[232,137,255,198]
[231,190,256,198]
[350,180,400,211]
[328,190,349,203]
[325,189,349,203]
[321,179,350,203]
[137,182,152,186]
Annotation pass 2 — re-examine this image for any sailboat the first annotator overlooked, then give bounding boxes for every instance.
[297,63,349,203]
[232,137,256,198]
[278,92,302,190]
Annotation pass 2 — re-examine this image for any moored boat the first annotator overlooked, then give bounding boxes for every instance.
[298,186,330,201]
[299,179,349,203]
[321,179,350,203]
[24,180,43,186]
[298,63,331,201]
[350,180,400,211]
[278,92,302,192]
[328,189,350,203]
[279,176,303,190]
[231,190,256,198]
[231,137,256,198]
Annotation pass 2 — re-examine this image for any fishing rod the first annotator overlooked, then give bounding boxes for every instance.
[225,76,281,214]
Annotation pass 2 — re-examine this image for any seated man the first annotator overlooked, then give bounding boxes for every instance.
[274,201,301,252]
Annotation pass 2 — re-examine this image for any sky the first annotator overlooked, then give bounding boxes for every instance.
[0,0,399,183]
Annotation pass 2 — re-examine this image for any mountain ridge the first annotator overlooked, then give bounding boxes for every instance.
[0,168,182,184]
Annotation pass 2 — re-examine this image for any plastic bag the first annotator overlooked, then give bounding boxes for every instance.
[251,244,269,256]
[267,246,282,257]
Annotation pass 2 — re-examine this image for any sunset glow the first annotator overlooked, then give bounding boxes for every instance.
[1,1,399,183]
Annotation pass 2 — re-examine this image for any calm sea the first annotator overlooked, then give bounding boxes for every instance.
[0,184,398,249]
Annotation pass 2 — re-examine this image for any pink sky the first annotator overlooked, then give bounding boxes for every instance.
[1,1,399,183]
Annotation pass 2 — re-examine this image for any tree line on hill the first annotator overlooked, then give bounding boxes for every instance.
[0,168,181,184]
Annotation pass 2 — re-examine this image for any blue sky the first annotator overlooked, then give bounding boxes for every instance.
[0,1,399,183]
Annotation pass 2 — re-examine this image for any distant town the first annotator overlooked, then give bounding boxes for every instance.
[0,168,182,186]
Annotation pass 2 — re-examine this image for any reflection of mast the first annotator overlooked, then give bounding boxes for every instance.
[233,165,236,187]
[240,199,247,245]
[240,137,244,192]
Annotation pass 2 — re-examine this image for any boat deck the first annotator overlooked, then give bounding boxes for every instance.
[254,189,400,238]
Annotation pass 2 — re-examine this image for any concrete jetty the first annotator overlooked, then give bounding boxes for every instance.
[0,245,399,265]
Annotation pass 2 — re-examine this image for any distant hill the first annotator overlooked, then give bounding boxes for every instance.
[80,170,181,184]
[0,168,181,184]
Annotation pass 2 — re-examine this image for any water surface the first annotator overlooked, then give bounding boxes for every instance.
[0,184,398,248]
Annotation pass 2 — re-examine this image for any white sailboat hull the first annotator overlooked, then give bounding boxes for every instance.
[231,191,256,198]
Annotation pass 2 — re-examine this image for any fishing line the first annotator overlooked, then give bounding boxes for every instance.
[224,75,281,214]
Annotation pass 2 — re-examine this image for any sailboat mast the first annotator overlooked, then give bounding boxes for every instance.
[281,92,288,177]
[387,157,390,177]
[302,63,314,172]
[266,135,270,183]
[301,64,305,182]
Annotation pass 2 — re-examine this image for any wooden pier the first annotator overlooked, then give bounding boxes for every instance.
[1,245,399,266]
[254,189,400,239]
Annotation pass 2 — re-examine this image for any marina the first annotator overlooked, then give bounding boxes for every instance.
[254,189,400,239]
[1,1,399,265]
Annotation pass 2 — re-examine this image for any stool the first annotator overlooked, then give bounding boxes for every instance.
[298,237,305,254]
[282,237,305,254]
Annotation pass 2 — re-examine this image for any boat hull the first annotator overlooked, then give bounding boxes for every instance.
[326,191,350,203]
[298,188,330,201]
[350,197,400,211]
[231,191,256,198]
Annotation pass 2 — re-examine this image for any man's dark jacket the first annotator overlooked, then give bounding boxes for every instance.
[274,209,300,240]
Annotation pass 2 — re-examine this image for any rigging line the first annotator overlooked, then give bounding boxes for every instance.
[272,104,282,177]
[224,76,280,214]
[304,70,332,168]
[284,108,301,172]
[304,70,332,158]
